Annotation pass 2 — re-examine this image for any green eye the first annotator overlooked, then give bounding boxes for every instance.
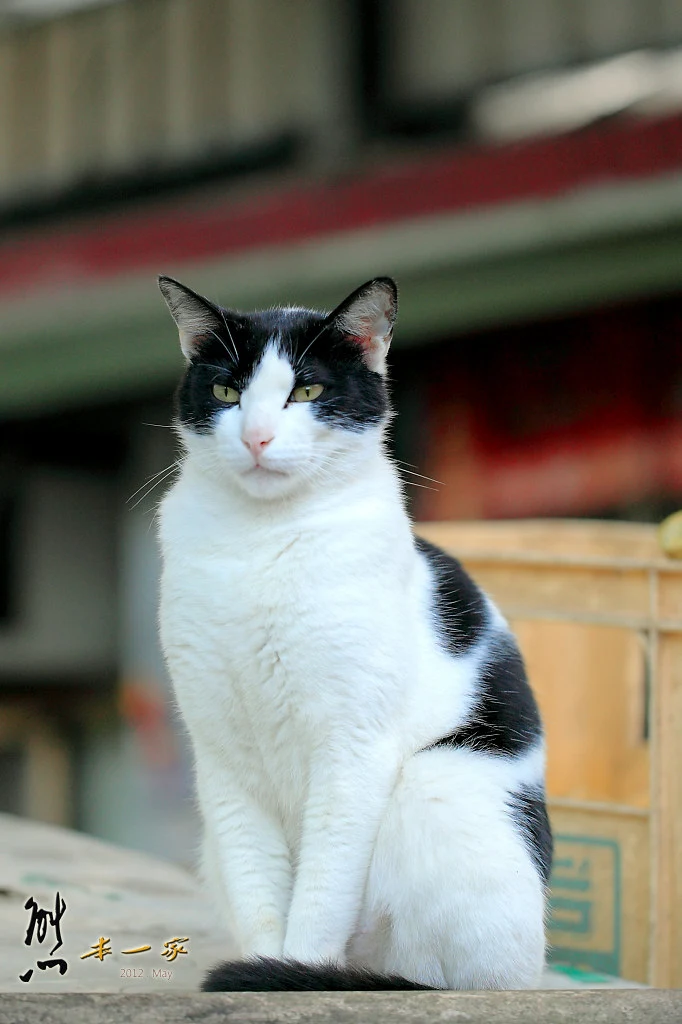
[291,384,324,403]
[212,383,240,404]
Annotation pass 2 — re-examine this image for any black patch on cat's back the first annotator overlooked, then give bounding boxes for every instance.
[508,789,553,886]
[432,634,542,757]
[415,536,487,655]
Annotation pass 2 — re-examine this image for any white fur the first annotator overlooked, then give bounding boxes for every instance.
[158,349,547,988]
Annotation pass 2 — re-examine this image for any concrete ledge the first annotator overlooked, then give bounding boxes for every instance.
[0,991,680,1024]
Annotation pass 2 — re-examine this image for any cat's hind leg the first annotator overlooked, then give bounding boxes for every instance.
[356,744,549,989]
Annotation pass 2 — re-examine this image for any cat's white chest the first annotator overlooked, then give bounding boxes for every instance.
[158,475,414,818]
[161,534,320,794]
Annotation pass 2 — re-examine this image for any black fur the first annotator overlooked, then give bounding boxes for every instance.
[418,535,551,882]
[415,537,488,654]
[416,536,542,754]
[164,279,394,435]
[429,635,551,884]
[201,957,435,991]
[507,789,554,886]
[432,634,542,757]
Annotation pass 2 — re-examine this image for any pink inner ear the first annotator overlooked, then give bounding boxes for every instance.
[350,333,373,350]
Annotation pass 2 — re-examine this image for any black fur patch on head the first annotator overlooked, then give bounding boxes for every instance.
[507,789,553,886]
[173,304,390,435]
[202,957,435,991]
[415,537,488,655]
[431,634,543,757]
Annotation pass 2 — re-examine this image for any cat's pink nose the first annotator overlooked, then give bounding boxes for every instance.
[242,434,274,455]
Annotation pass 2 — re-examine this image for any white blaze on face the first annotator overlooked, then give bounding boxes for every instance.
[239,342,295,454]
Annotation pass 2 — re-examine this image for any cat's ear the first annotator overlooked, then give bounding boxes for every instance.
[158,276,227,360]
[329,277,398,374]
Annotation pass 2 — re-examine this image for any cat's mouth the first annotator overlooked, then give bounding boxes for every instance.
[244,464,287,478]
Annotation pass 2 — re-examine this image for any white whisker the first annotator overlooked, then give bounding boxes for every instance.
[296,319,331,366]
[396,465,444,487]
[218,308,239,362]
[128,461,181,510]
[206,327,236,365]
[401,479,439,492]
[127,461,179,505]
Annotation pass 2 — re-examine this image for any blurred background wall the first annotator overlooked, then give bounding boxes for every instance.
[1,0,682,861]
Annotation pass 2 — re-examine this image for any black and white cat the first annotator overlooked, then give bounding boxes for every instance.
[156,275,552,991]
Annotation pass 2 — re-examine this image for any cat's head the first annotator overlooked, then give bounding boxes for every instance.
[159,276,398,499]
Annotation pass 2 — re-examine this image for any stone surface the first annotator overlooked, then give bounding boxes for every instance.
[0,991,680,1024]
[0,812,235,993]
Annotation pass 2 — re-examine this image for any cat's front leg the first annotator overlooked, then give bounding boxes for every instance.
[283,739,400,964]
[197,765,292,959]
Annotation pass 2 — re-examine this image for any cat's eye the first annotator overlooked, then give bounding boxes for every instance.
[212,383,240,404]
[291,384,324,403]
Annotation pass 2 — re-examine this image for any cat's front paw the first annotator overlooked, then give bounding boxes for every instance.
[240,932,285,961]
[282,937,346,966]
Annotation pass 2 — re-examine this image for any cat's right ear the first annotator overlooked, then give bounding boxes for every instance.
[328,277,398,375]
[158,276,226,360]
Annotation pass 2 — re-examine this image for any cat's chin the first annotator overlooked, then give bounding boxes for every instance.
[236,465,299,499]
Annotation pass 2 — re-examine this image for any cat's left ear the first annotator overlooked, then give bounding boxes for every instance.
[158,275,228,360]
[329,277,398,374]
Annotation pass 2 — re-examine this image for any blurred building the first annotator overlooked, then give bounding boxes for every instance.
[1,0,682,855]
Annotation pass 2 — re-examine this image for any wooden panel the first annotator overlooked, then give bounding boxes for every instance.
[417,519,661,561]
[58,11,109,179]
[657,571,682,625]
[515,620,649,807]
[456,561,651,625]
[548,802,650,984]
[651,632,682,987]
[6,24,50,185]
[185,0,230,146]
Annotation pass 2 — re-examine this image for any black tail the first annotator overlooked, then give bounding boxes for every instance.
[202,956,435,991]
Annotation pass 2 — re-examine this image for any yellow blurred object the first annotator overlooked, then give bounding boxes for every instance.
[658,510,682,559]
